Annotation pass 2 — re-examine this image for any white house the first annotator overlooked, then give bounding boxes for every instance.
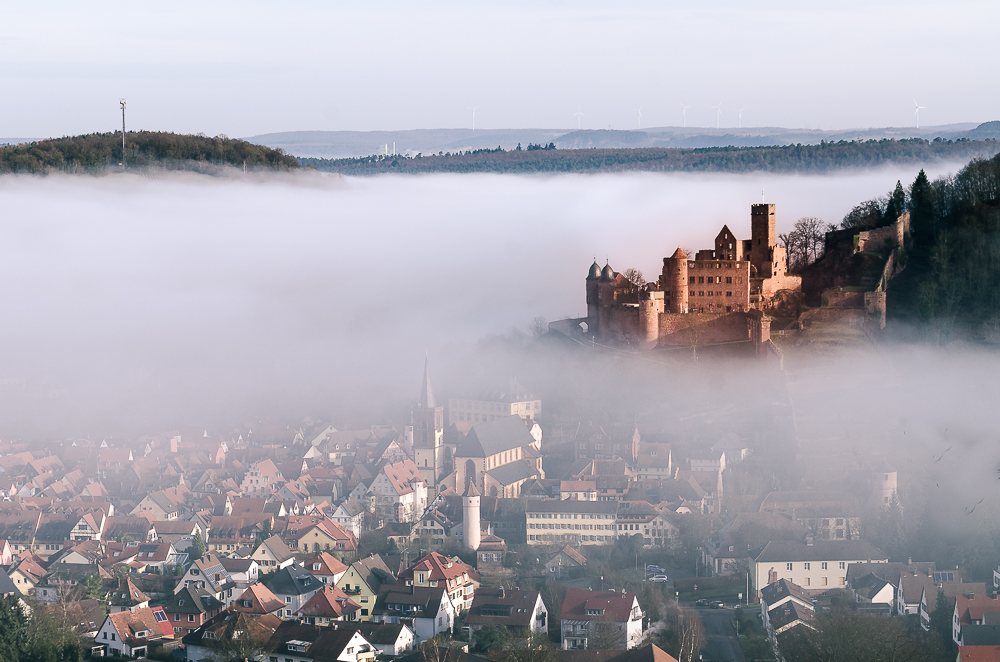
[372,585,454,643]
[559,589,643,650]
[367,460,427,524]
[751,539,888,597]
[331,499,366,538]
[96,607,172,658]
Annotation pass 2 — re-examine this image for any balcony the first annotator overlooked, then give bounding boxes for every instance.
[343,587,362,596]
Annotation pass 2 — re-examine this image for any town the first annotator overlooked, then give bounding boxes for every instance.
[0,332,991,662]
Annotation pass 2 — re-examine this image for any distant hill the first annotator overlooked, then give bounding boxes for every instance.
[0,132,300,174]
[298,138,1000,176]
[246,123,988,159]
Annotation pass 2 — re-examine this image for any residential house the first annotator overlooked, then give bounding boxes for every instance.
[398,551,479,613]
[304,551,349,586]
[921,580,986,632]
[616,501,679,547]
[465,588,547,635]
[525,499,618,546]
[760,579,816,640]
[95,606,173,658]
[130,486,190,521]
[0,539,12,565]
[182,612,282,662]
[372,584,455,643]
[108,575,150,613]
[337,554,397,621]
[634,442,673,481]
[240,459,285,496]
[161,586,225,636]
[546,545,587,579]
[349,623,414,657]
[559,589,643,650]
[233,583,287,617]
[266,621,377,662]
[152,520,202,551]
[252,534,296,570]
[954,596,1000,645]
[573,425,640,463]
[8,554,47,596]
[751,539,888,598]
[296,584,362,626]
[174,553,238,607]
[368,460,428,524]
[475,535,508,577]
[282,515,358,555]
[759,491,861,541]
[102,516,156,543]
[331,499,366,538]
[266,565,325,619]
[702,513,807,577]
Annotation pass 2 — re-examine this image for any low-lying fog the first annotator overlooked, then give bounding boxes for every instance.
[0,163,985,439]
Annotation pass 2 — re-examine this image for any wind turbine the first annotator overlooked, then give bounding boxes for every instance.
[467,106,480,131]
[711,103,722,129]
[914,100,925,129]
[634,106,643,130]
[679,103,691,128]
[736,107,746,129]
[574,104,585,130]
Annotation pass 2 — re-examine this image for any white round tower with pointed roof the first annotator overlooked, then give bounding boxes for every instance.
[871,459,898,508]
[463,478,481,551]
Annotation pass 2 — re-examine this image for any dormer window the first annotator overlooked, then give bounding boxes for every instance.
[313,564,321,571]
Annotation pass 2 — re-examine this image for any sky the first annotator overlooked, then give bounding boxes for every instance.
[2,0,998,139]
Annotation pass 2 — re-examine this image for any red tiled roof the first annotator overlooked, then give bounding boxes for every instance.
[560,589,638,623]
[296,585,360,619]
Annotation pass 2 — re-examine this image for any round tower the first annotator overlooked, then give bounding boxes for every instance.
[596,263,616,338]
[639,292,663,349]
[871,460,898,508]
[463,479,481,550]
[664,248,689,313]
[586,261,601,330]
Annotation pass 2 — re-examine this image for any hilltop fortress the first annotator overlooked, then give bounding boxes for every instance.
[577,203,801,351]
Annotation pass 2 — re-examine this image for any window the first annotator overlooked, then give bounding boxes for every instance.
[804,578,810,586]
[822,577,828,585]
[188,614,195,622]
[698,277,704,283]
[804,563,810,570]
[726,277,732,284]
[175,614,181,621]
[839,562,846,570]
[786,563,793,571]
[821,562,827,570]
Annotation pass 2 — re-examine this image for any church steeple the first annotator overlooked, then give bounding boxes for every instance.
[418,353,436,409]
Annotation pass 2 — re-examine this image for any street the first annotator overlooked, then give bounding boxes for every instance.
[697,607,746,662]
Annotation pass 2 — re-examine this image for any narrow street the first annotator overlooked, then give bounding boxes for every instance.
[697,607,746,662]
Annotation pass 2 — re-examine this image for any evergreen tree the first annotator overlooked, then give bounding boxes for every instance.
[0,596,28,662]
[908,169,935,241]
[190,530,206,561]
[884,180,907,224]
[928,589,953,653]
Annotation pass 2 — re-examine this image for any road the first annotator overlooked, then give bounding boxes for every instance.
[697,607,746,662]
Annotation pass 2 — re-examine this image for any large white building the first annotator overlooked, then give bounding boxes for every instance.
[526,499,618,546]
[751,539,887,598]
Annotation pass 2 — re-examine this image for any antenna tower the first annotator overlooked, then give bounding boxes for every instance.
[119,99,127,168]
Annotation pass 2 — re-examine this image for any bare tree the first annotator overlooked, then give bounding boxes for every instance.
[500,629,557,662]
[621,268,645,288]
[670,606,705,662]
[591,615,627,650]
[529,317,548,337]
[206,612,277,662]
[779,217,835,272]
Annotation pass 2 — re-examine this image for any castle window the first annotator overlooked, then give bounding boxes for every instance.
[726,277,732,284]
[726,292,732,297]
[698,277,704,283]
[689,291,695,296]
[698,291,703,296]
[690,277,695,284]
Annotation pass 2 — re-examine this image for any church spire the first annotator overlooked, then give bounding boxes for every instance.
[418,353,436,409]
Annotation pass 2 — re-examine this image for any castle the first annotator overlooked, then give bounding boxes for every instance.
[583,203,802,349]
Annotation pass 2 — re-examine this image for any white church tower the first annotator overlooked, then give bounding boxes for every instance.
[463,478,481,551]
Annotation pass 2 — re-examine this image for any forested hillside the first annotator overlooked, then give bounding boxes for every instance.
[299,138,999,175]
[0,132,300,174]
[840,153,1000,340]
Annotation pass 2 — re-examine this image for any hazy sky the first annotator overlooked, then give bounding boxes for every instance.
[3,0,997,139]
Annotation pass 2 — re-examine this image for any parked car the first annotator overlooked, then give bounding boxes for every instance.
[650,575,669,583]
[710,600,725,609]
[695,599,709,607]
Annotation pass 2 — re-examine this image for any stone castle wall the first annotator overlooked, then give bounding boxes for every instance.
[657,311,753,346]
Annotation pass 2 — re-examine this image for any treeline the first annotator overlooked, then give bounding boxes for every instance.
[298,138,999,176]
[0,132,300,174]
[846,152,1000,338]
[0,596,83,662]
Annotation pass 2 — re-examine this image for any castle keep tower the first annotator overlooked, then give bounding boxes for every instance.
[750,203,776,278]
[585,261,601,331]
[662,247,689,314]
[463,478,481,550]
[412,356,444,495]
